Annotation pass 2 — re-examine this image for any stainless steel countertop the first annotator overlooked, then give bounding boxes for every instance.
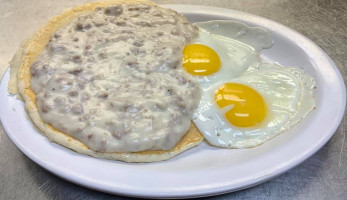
[0,0,346,199]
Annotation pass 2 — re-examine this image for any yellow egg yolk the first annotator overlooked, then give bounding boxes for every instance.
[215,83,267,127]
[182,44,221,76]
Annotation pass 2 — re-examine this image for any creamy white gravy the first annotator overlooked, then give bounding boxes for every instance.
[30,4,201,152]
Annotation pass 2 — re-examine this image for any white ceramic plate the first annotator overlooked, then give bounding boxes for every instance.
[0,5,345,199]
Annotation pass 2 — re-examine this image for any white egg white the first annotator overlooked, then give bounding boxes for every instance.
[195,20,273,51]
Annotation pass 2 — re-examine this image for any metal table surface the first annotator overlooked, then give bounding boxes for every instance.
[0,0,346,199]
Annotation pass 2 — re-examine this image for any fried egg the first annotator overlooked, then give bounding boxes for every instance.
[183,20,272,86]
[182,20,316,148]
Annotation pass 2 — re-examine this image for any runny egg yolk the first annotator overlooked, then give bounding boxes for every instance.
[182,44,221,76]
[215,83,267,127]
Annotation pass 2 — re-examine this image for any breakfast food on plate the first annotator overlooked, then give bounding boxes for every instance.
[9,0,316,162]
[183,21,316,148]
[9,0,204,162]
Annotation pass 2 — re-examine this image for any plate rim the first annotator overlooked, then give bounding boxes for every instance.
[1,4,346,199]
